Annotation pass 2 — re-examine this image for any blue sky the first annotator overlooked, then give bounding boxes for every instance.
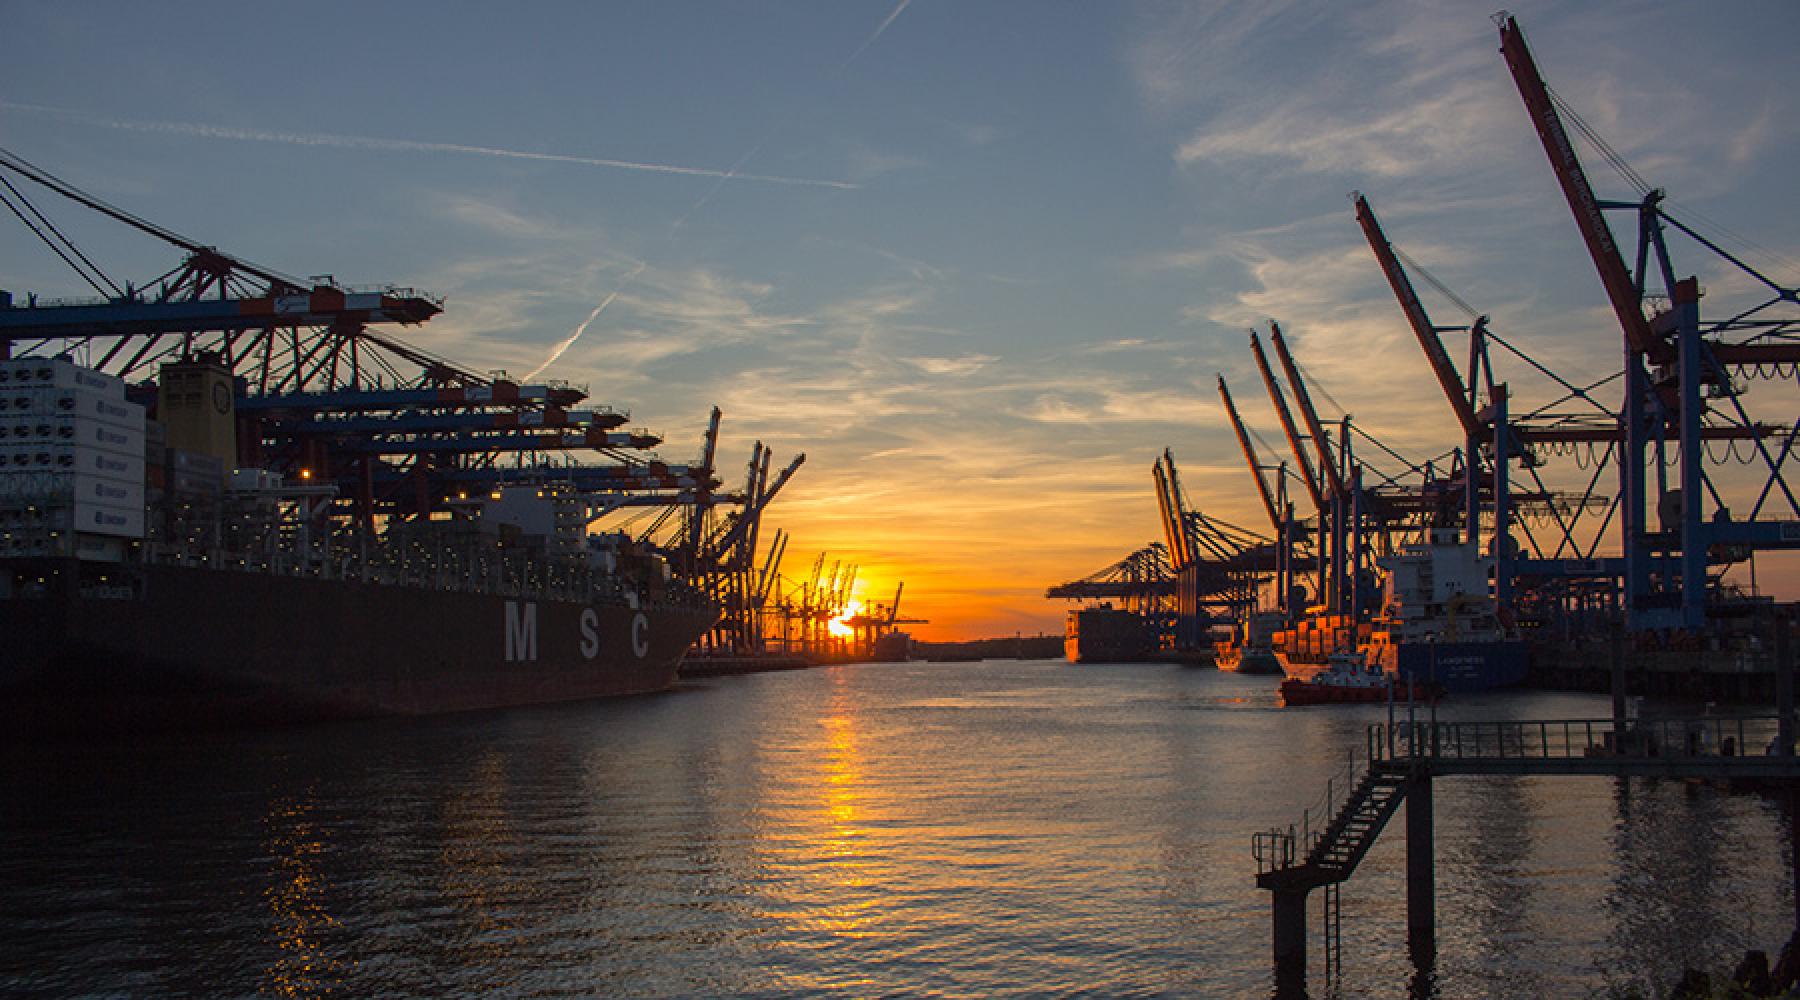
[3,1,1798,637]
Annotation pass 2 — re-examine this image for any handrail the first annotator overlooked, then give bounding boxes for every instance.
[1255,746,1370,873]
[1260,714,1799,881]
[1370,715,1790,762]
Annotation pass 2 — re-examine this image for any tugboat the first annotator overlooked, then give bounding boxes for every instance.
[1279,650,1436,706]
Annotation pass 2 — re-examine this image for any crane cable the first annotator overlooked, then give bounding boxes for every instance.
[0,176,119,298]
[1548,89,1800,285]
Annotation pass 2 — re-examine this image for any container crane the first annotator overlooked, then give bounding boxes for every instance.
[0,150,753,544]
[1250,330,1325,514]
[1497,12,1800,630]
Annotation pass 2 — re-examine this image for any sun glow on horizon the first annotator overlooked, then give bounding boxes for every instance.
[828,600,863,638]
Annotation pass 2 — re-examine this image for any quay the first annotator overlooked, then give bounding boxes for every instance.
[1253,709,1800,994]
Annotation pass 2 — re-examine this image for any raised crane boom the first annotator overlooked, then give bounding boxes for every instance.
[1162,448,1197,569]
[1250,329,1324,513]
[1495,13,1663,362]
[1268,321,1347,500]
[1217,375,1282,534]
[1152,452,1192,569]
[1352,192,1484,441]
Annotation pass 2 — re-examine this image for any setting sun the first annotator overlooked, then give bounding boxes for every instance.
[828,601,863,639]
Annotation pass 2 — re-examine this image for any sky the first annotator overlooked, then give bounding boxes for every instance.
[2,1,1798,639]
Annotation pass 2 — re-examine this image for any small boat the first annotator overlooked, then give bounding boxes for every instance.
[1216,611,1284,675]
[1279,651,1436,707]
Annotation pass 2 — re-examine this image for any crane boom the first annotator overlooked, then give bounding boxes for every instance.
[710,452,805,557]
[1352,192,1483,440]
[1152,457,1184,569]
[1496,14,1662,361]
[0,146,305,292]
[1163,448,1196,568]
[758,529,787,603]
[1218,375,1282,533]
[1268,322,1346,500]
[1250,330,1325,513]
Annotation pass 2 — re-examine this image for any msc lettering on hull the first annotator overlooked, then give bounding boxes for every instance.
[510,602,654,663]
[505,600,538,662]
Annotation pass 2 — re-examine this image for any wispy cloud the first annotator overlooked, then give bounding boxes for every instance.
[0,100,859,190]
[437,194,586,242]
[904,354,997,376]
[844,143,928,182]
[1175,77,1505,179]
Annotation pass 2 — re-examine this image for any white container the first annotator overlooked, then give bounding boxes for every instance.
[0,358,125,398]
[0,443,144,482]
[72,533,127,562]
[0,416,81,444]
[0,390,144,433]
[0,471,144,508]
[0,498,144,539]
[71,501,145,539]
[230,468,281,491]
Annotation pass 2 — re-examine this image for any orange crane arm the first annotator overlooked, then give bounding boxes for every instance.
[1268,321,1347,500]
[1152,456,1185,569]
[1162,448,1198,569]
[1218,375,1282,534]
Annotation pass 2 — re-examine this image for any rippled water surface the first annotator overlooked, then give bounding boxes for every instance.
[3,659,1794,997]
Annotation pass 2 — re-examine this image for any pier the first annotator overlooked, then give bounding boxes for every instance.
[1253,713,1800,993]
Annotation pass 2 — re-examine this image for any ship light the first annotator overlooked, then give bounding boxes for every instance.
[300,468,313,480]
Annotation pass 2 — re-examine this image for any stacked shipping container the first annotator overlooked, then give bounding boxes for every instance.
[0,358,146,559]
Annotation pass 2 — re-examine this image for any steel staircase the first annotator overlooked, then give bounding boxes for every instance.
[1257,763,1413,892]
[1305,765,1410,881]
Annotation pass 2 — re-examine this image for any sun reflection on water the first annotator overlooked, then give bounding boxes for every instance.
[757,669,901,972]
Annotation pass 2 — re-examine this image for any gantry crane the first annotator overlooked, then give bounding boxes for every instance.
[1496,13,1800,631]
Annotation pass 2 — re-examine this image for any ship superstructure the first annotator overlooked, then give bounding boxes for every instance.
[1362,528,1527,693]
[1216,610,1284,675]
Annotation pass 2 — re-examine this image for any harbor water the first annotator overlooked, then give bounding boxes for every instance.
[3,658,1794,997]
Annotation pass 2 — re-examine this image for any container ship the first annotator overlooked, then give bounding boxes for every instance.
[1273,529,1527,694]
[1215,610,1284,674]
[0,152,835,730]
[0,356,720,730]
[1064,604,1156,663]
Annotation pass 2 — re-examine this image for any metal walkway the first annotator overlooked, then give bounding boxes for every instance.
[1252,714,1800,991]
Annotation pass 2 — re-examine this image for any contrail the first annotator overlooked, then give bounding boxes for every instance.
[534,0,914,380]
[524,263,647,381]
[842,0,913,69]
[670,137,773,233]
[0,101,858,190]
